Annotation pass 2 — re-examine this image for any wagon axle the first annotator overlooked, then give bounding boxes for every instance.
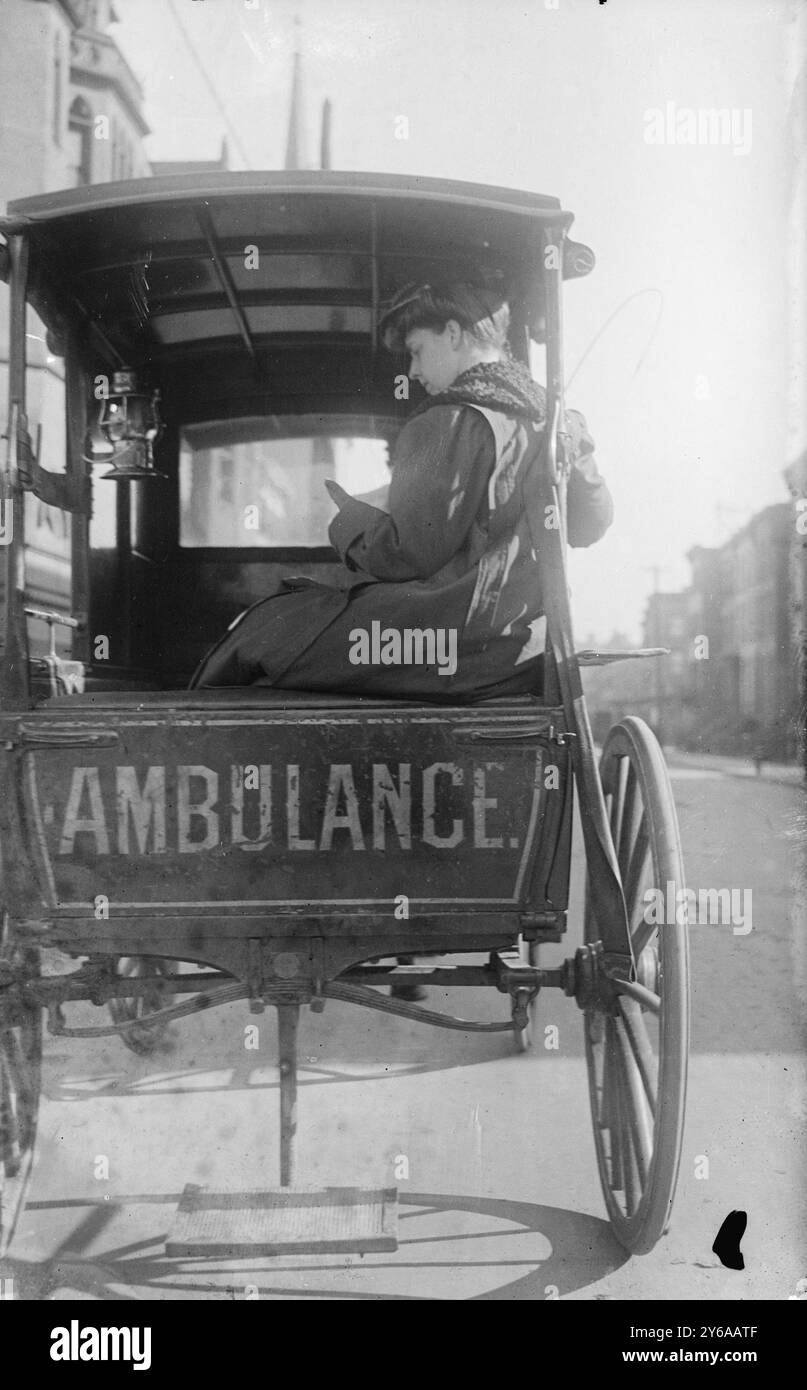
[0,944,628,1042]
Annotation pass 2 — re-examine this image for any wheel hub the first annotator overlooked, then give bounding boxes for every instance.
[636,945,659,994]
[563,942,614,1012]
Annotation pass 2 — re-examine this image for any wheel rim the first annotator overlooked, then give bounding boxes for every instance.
[107,957,174,1055]
[0,946,42,1255]
[584,718,690,1254]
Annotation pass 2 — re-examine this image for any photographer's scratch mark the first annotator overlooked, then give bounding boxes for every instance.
[712,1210,747,1270]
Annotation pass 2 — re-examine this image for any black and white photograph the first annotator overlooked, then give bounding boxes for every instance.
[0,0,804,1331]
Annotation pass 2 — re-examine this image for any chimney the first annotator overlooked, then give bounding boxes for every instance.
[320,97,332,170]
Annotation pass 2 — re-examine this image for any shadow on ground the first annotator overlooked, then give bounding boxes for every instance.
[1,1191,629,1301]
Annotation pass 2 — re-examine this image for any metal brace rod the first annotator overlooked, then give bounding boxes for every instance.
[277,1003,299,1187]
[197,204,257,360]
[44,983,246,1038]
[324,980,514,1031]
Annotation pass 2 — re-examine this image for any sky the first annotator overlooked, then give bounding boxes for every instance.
[113,0,802,642]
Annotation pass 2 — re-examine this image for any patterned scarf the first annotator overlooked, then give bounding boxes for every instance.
[407,356,547,424]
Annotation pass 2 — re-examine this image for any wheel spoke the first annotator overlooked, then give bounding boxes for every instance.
[617,764,640,869]
[0,954,42,1256]
[631,913,657,958]
[588,1008,605,1048]
[624,817,651,929]
[618,997,658,1110]
[1,1048,23,1173]
[614,1016,653,1185]
[605,1018,623,1190]
[3,1030,36,1134]
[110,958,173,1053]
[1,1025,36,1175]
[604,792,614,846]
[614,977,660,1015]
[618,1060,640,1216]
[610,755,630,850]
[589,1014,608,1128]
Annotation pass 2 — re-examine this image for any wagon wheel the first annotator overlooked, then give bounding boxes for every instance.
[0,938,43,1257]
[584,717,689,1254]
[513,938,540,1052]
[107,957,176,1056]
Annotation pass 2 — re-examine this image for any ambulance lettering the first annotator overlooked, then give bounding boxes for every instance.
[55,759,517,855]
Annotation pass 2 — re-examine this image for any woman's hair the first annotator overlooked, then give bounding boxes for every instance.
[379,281,511,354]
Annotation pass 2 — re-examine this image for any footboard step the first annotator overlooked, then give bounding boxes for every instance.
[165,1184,398,1257]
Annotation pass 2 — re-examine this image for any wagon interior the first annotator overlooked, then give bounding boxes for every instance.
[0,173,591,694]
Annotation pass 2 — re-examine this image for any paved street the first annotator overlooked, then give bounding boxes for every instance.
[3,756,806,1301]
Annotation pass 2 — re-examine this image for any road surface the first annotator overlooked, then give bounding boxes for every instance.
[3,755,805,1300]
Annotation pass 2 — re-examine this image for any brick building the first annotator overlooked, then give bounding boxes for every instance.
[687,504,795,757]
[583,500,800,760]
[784,452,807,767]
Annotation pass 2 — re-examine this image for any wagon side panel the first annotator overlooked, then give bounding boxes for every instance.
[13,706,567,940]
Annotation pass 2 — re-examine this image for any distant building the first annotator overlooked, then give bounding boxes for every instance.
[0,0,150,628]
[784,5,807,769]
[581,598,691,747]
[685,543,726,741]
[584,502,800,759]
[638,591,691,742]
[784,452,807,767]
[580,631,654,744]
[1,3,339,659]
[0,2,150,209]
[68,0,151,185]
[685,506,794,756]
[151,138,230,178]
[728,506,790,741]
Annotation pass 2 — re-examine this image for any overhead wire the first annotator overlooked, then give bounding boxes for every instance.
[166,0,254,169]
[567,288,665,390]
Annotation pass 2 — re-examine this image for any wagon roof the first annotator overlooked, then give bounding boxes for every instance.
[0,172,592,420]
[4,169,570,226]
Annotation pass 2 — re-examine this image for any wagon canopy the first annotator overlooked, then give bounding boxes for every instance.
[0,172,593,423]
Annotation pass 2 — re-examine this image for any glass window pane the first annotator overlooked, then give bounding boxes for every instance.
[179,418,390,548]
[89,463,118,549]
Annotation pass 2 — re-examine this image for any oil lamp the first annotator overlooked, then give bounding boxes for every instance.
[95,368,166,480]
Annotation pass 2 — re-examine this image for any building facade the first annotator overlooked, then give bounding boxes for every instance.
[584,500,801,761]
[784,452,807,768]
[0,0,150,631]
[67,1,151,186]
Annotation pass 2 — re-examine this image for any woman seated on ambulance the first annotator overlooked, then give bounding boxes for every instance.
[189,282,614,698]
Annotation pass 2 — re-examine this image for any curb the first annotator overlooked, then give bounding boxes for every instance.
[664,748,805,789]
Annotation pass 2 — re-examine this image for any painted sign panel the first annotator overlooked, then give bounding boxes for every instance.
[24,712,548,913]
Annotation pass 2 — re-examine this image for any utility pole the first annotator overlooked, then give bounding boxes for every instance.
[284,16,308,171]
[320,98,332,170]
[643,565,668,744]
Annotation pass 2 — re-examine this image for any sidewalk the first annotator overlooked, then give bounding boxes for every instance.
[664,746,805,788]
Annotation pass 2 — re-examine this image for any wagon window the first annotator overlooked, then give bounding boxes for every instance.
[178,417,390,548]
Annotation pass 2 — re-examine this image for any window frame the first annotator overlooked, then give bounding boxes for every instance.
[175,416,392,554]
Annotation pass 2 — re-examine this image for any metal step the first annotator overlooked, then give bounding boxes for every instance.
[575,647,669,666]
[166,1184,399,1257]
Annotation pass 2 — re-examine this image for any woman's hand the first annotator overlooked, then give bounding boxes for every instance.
[324,478,351,508]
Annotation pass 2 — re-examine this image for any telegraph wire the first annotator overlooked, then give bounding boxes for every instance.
[567,288,665,390]
[166,0,254,169]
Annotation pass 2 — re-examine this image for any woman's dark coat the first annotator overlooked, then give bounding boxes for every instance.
[189,364,614,700]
